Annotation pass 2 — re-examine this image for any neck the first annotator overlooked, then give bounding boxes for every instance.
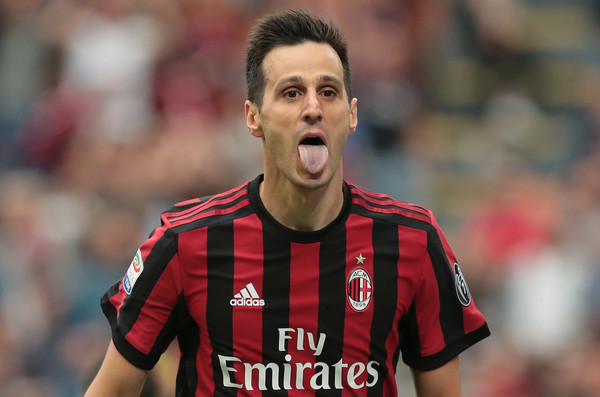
[259,174,345,231]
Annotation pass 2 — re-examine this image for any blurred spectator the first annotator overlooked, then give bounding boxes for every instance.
[43,0,173,144]
[1,0,600,396]
[0,0,53,168]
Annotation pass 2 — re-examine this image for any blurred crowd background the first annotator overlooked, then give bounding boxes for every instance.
[1,0,600,396]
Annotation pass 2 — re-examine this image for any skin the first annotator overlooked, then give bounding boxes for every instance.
[412,357,463,397]
[84,340,147,397]
[245,41,358,231]
[85,41,464,397]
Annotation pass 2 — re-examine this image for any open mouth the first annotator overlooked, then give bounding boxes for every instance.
[300,136,325,145]
[298,136,328,175]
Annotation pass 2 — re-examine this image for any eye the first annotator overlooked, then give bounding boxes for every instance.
[321,88,337,98]
[284,89,300,99]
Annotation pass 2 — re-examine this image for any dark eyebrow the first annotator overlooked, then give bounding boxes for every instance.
[274,74,343,91]
[317,75,343,87]
[274,76,305,91]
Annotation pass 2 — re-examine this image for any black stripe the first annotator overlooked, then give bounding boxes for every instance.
[351,204,431,231]
[391,338,401,375]
[261,235,290,396]
[406,323,490,371]
[368,219,399,396]
[166,185,249,220]
[120,228,178,336]
[169,193,251,225]
[315,229,346,397]
[170,196,210,213]
[101,282,163,370]
[427,226,465,344]
[206,221,236,396]
[398,302,421,368]
[349,190,431,220]
[149,293,189,358]
[172,205,254,235]
[175,304,200,396]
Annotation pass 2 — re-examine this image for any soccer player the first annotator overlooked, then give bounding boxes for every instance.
[85,10,490,397]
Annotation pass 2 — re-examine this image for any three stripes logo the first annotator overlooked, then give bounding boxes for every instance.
[230,283,265,307]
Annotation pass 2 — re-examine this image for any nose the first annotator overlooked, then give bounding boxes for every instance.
[302,91,323,123]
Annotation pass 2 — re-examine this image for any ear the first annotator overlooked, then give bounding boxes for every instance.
[348,97,358,135]
[245,100,263,138]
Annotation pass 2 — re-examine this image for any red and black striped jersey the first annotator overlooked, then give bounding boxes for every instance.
[101,174,490,396]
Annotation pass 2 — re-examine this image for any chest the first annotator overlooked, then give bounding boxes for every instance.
[178,218,424,344]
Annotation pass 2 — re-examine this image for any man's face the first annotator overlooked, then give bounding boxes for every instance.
[245,41,358,190]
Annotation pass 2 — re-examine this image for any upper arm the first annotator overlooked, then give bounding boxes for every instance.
[85,340,149,397]
[411,356,462,397]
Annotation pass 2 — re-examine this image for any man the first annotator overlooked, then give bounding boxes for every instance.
[85,10,490,396]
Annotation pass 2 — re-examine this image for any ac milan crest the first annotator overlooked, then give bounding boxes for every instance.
[347,267,373,312]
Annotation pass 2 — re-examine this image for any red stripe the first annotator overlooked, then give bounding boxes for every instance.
[347,184,430,218]
[342,214,374,395]
[110,224,169,318]
[170,198,251,228]
[127,256,181,355]
[429,215,484,333]
[415,254,445,356]
[167,188,248,224]
[380,225,417,396]
[359,278,372,301]
[164,195,222,222]
[351,278,360,302]
[351,197,431,223]
[177,227,214,393]
[109,288,127,318]
[232,214,264,396]
[289,241,320,389]
[165,184,249,223]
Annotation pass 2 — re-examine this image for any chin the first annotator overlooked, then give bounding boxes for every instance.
[294,172,331,190]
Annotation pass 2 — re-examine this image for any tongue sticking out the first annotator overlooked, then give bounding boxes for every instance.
[298,144,328,175]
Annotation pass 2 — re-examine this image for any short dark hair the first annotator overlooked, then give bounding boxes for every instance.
[246,10,352,108]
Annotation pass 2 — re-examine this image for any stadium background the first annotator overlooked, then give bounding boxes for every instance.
[1,0,599,395]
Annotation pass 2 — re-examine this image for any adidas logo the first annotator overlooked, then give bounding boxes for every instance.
[230,283,265,307]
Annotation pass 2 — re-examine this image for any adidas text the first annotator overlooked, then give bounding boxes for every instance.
[231,283,265,307]
[230,298,265,307]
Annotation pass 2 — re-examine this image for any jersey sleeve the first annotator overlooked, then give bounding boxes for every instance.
[100,217,186,370]
[399,211,490,371]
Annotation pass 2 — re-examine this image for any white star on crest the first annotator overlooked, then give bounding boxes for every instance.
[356,253,366,265]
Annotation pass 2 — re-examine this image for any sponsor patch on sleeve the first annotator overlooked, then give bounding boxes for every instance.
[123,249,144,295]
[453,262,472,307]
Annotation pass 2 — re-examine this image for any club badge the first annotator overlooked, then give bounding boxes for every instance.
[347,254,373,312]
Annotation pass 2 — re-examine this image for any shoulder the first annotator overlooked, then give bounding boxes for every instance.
[159,181,254,232]
[345,181,434,228]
